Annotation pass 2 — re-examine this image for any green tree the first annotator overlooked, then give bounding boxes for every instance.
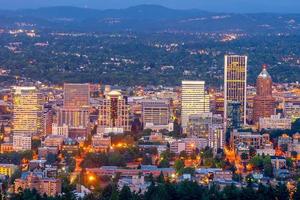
[293,182,300,200]
[275,183,289,200]
[157,171,165,183]
[222,184,240,200]
[119,185,132,200]
[174,159,184,174]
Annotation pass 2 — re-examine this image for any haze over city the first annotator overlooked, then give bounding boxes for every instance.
[2,0,300,13]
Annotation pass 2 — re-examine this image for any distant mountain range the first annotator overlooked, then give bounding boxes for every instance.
[0,5,300,33]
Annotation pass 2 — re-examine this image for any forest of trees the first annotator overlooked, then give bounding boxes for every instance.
[11,179,300,200]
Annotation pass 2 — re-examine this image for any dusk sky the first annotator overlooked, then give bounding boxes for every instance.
[1,0,300,13]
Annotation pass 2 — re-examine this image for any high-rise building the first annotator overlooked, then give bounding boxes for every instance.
[208,125,225,153]
[12,86,43,151]
[63,83,90,108]
[98,90,130,133]
[224,55,247,127]
[181,81,210,130]
[12,86,43,135]
[253,65,275,124]
[57,84,90,136]
[141,99,171,130]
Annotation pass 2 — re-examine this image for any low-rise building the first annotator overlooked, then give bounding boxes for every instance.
[0,164,18,177]
[170,137,208,155]
[259,114,291,131]
[14,173,61,197]
[230,129,269,150]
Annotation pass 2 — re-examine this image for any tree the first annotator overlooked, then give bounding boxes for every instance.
[119,185,132,200]
[179,151,188,159]
[249,155,264,170]
[241,153,249,160]
[158,159,169,168]
[174,159,184,174]
[286,158,293,169]
[293,182,300,200]
[291,151,298,159]
[292,118,300,132]
[222,184,240,200]
[275,183,289,200]
[46,153,57,165]
[157,171,165,183]
[240,186,257,200]
[263,163,273,177]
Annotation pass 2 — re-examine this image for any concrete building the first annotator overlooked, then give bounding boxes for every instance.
[14,173,61,197]
[57,83,90,138]
[224,55,247,127]
[181,81,210,131]
[253,65,275,124]
[13,134,32,151]
[283,100,300,121]
[170,137,208,155]
[0,164,18,177]
[63,83,90,108]
[141,99,171,131]
[12,86,43,136]
[208,125,225,152]
[259,114,292,131]
[91,135,111,152]
[13,86,43,151]
[98,91,130,133]
[52,123,69,137]
[230,129,270,150]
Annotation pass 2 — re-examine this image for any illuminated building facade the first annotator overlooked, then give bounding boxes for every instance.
[181,81,210,130]
[141,99,170,130]
[98,91,130,132]
[57,84,90,136]
[253,65,275,124]
[12,86,43,135]
[12,87,43,151]
[224,55,247,127]
[14,173,62,197]
[63,83,90,108]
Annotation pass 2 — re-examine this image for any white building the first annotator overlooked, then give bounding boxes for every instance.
[181,81,210,131]
[208,125,225,153]
[13,134,32,151]
[141,99,172,131]
[259,114,292,131]
[52,123,69,137]
[256,143,276,156]
[170,137,208,155]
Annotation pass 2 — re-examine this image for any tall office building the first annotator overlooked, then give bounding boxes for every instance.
[181,81,210,130]
[253,65,275,124]
[57,83,90,128]
[224,55,247,127]
[12,86,43,150]
[63,83,90,108]
[141,99,171,130]
[98,90,130,133]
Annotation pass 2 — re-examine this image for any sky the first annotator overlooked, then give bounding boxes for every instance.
[1,0,300,13]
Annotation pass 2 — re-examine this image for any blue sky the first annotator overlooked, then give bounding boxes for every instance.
[1,0,300,13]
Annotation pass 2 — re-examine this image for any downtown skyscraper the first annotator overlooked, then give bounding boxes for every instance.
[98,90,130,133]
[224,55,247,128]
[253,65,275,124]
[12,86,43,151]
[181,81,210,131]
